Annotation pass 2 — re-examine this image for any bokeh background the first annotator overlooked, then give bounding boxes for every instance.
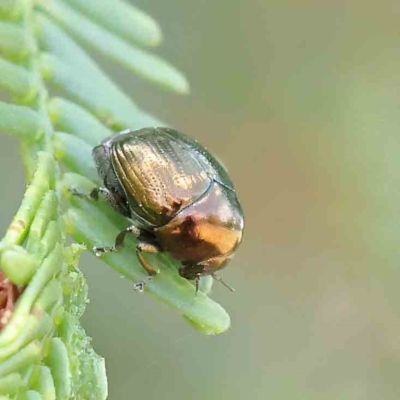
[2,0,400,399]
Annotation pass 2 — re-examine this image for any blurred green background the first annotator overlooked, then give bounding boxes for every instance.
[2,0,400,398]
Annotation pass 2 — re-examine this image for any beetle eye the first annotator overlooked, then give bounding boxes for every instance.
[93,146,111,180]
[94,157,111,180]
[97,165,106,179]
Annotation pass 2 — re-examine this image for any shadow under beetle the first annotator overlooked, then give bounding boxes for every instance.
[88,127,244,292]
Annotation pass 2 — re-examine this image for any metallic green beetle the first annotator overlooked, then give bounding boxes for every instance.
[91,127,244,291]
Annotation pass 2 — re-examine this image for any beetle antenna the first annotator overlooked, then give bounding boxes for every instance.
[211,273,235,292]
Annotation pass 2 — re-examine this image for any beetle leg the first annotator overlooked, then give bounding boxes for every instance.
[71,186,131,216]
[88,187,101,201]
[115,225,141,246]
[97,187,117,206]
[69,186,95,199]
[93,225,141,256]
[136,242,162,276]
[194,275,201,293]
[94,225,162,276]
[69,186,107,201]
[98,187,131,217]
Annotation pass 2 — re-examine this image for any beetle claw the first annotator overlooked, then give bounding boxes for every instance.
[133,277,153,293]
[93,246,116,257]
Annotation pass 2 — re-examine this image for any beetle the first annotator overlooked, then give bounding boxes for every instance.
[90,127,244,291]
